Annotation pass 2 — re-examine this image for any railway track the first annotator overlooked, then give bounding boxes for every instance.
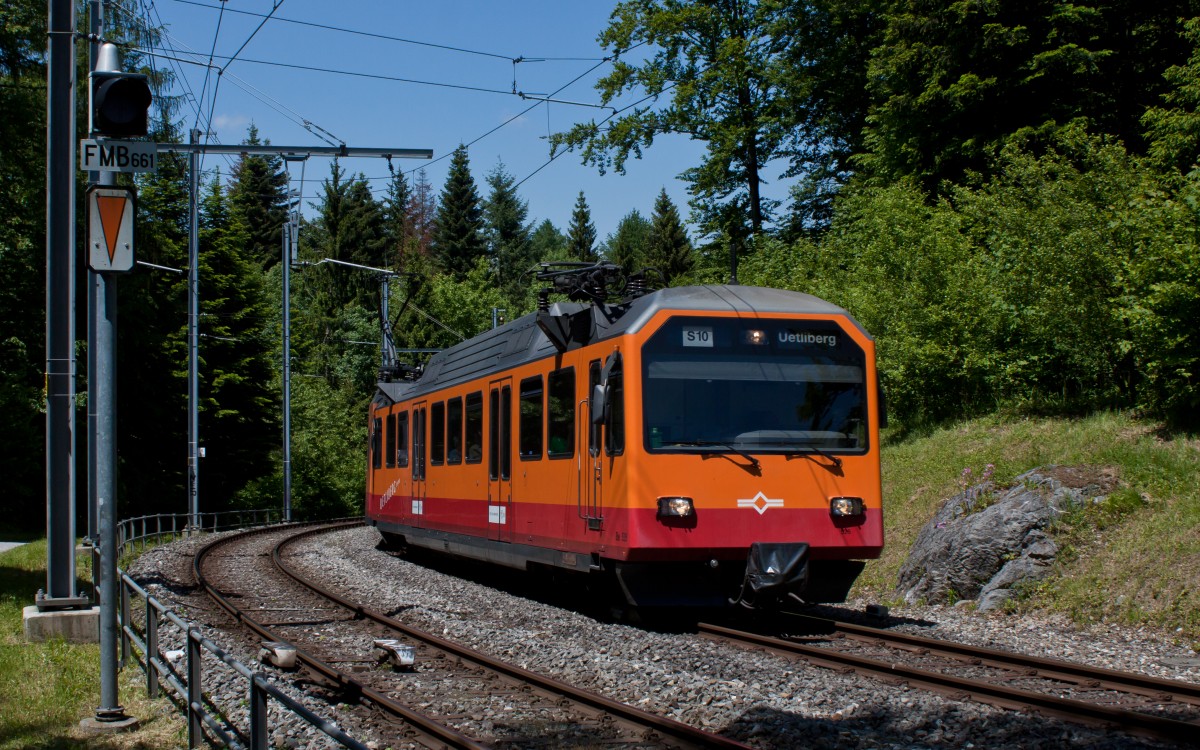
[195,522,748,750]
[699,612,1200,746]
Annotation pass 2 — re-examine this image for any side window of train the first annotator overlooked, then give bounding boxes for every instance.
[519,375,543,460]
[431,401,445,465]
[447,397,463,464]
[371,417,382,469]
[490,387,513,479]
[412,407,426,480]
[465,392,483,463]
[489,390,499,480]
[588,360,601,457]
[385,413,396,469]
[396,411,409,467]
[547,367,574,458]
[501,386,512,480]
[606,357,625,456]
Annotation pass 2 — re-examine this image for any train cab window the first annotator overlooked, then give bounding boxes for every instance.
[465,392,483,463]
[396,411,409,467]
[385,413,397,469]
[605,358,625,456]
[547,367,575,458]
[447,397,463,464]
[519,376,543,460]
[371,417,382,469]
[641,317,868,455]
[431,401,445,465]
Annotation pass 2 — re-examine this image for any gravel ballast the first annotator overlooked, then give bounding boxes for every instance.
[128,525,1200,749]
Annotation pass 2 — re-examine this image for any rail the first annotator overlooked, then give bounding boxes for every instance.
[113,511,366,750]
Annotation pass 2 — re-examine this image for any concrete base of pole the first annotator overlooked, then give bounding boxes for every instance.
[80,711,140,733]
[22,605,99,643]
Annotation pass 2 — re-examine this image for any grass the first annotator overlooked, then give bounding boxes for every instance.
[861,411,1200,644]
[0,541,184,749]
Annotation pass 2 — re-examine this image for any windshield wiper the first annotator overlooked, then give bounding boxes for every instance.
[785,444,843,469]
[664,440,761,470]
[738,439,844,469]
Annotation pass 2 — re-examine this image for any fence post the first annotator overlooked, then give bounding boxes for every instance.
[250,674,269,750]
[187,625,203,747]
[145,599,159,699]
[120,581,130,667]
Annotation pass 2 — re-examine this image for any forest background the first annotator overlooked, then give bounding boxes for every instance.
[0,0,1197,536]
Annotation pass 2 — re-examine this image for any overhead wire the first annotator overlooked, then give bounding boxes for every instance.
[172,0,605,63]
[200,55,521,97]
[144,0,640,201]
[192,0,224,138]
[125,1,342,148]
[360,46,640,197]
[201,0,290,170]
[142,2,661,243]
[124,1,239,176]
[514,62,693,189]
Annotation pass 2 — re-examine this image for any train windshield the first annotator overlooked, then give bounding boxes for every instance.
[641,317,868,454]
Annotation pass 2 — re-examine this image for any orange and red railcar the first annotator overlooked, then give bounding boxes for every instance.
[366,282,883,608]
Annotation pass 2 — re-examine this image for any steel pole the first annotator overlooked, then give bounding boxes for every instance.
[282,223,292,522]
[94,190,124,720]
[86,1,100,548]
[187,129,200,528]
[41,0,80,609]
[89,35,134,726]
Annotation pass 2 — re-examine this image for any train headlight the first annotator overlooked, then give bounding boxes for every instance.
[830,496,864,517]
[657,496,695,518]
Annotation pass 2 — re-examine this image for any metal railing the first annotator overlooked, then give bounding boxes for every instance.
[114,511,367,750]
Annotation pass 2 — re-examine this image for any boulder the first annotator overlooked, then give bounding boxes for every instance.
[896,468,1102,610]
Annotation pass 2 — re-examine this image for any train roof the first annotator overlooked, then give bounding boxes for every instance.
[375,284,866,403]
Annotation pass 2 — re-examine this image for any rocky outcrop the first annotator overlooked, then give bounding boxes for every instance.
[896,468,1112,611]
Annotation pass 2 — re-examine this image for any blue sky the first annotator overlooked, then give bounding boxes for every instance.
[140,0,715,241]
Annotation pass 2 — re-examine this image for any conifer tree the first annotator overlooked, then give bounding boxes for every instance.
[646,188,694,285]
[120,102,193,516]
[566,191,598,262]
[382,168,411,267]
[605,210,650,273]
[195,174,280,509]
[406,168,437,257]
[306,160,387,310]
[530,219,568,261]
[484,162,535,305]
[432,145,486,279]
[299,161,388,383]
[0,0,48,526]
[229,124,288,270]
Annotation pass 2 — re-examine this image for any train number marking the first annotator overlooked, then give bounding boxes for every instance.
[681,326,714,347]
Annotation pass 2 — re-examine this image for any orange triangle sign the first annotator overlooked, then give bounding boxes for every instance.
[96,194,127,263]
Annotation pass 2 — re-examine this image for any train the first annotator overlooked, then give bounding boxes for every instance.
[365,264,884,610]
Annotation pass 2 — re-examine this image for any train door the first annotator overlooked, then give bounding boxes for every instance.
[369,414,383,509]
[580,360,604,531]
[488,378,512,542]
[411,401,427,528]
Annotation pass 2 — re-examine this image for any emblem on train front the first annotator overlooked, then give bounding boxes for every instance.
[737,491,784,515]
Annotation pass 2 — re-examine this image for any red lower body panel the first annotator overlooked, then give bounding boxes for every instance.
[368,492,881,562]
